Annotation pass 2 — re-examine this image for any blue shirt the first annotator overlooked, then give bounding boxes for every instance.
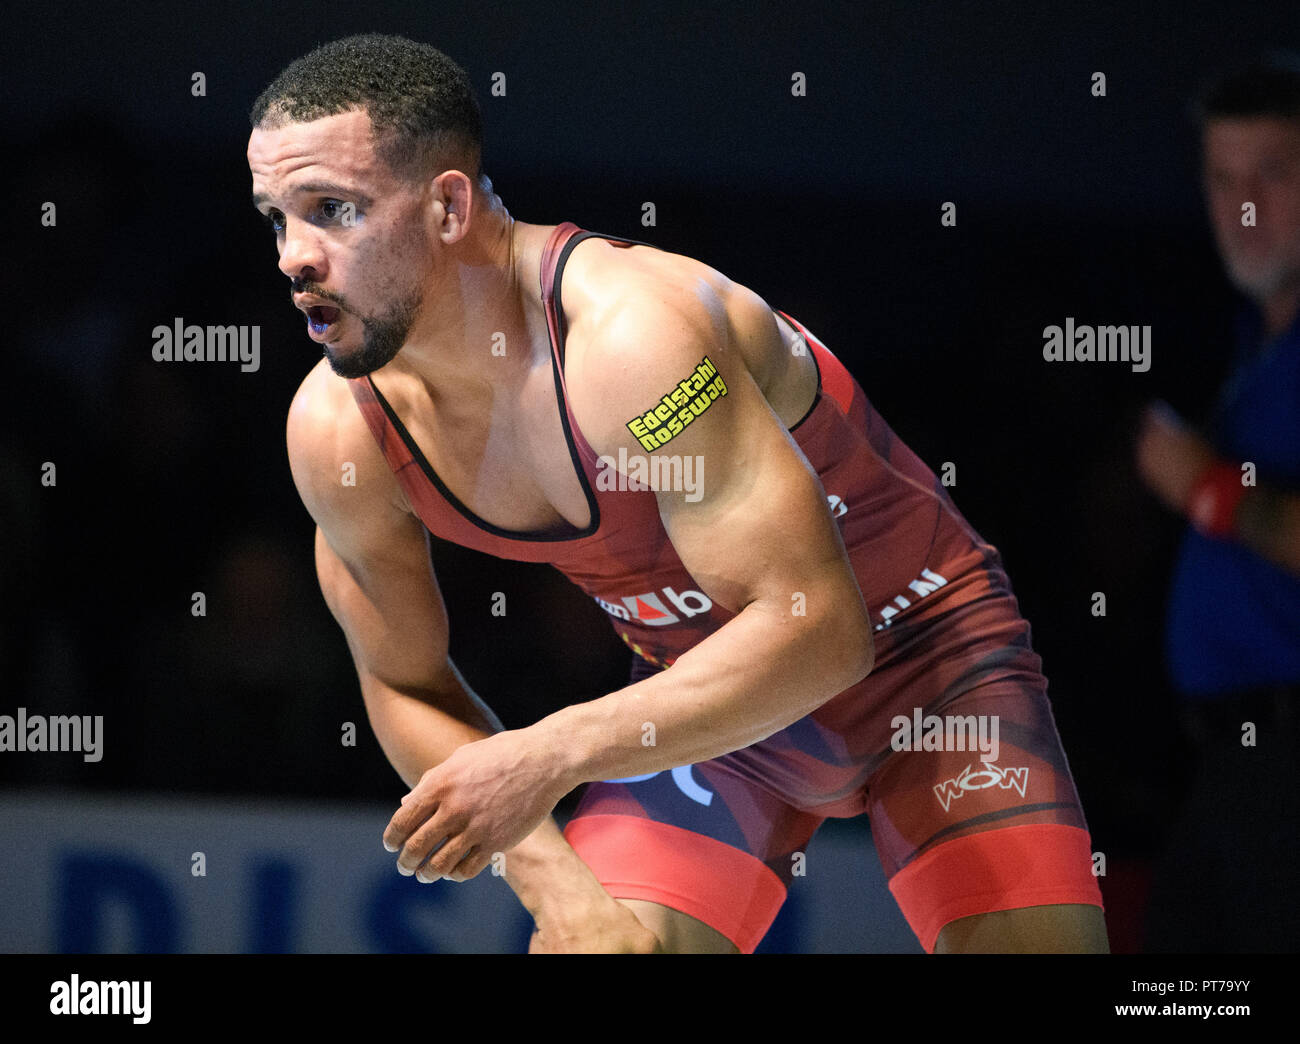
[1165,301,1300,700]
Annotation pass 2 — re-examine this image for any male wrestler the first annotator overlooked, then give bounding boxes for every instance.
[249,33,1107,953]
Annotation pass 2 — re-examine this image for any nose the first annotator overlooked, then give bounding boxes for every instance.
[277,216,326,281]
[1235,171,1263,205]
[1208,173,1261,230]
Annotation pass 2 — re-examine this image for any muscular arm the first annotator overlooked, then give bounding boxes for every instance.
[285,364,644,934]
[381,291,874,883]
[535,296,875,782]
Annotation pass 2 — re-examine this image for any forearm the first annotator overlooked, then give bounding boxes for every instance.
[360,667,593,916]
[360,660,504,787]
[535,583,873,786]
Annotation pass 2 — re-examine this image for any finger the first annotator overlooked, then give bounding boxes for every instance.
[396,811,454,876]
[433,844,479,883]
[444,847,490,883]
[1147,399,1184,430]
[1137,409,1165,440]
[383,790,438,853]
[419,837,473,882]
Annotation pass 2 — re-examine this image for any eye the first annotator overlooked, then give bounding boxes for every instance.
[264,210,285,235]
[315,199,350,224]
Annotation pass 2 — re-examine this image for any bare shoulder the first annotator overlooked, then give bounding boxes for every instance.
[558,236,789,456]
[558,232,804,393]
[285,358,411,532]
[561,235,772,348]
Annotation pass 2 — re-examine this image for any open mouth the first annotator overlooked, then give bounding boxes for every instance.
[307,305,341,337]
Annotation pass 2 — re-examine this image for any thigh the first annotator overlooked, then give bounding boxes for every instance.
[564,760,824,953]
[868,671,1105,953]
[616,898,741,954]
[934,903,1109,953]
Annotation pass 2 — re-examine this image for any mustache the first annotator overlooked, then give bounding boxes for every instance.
[290,279,347,309]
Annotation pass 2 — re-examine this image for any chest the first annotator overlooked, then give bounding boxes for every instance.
[385,362,594,538]
[1220,341,1300,480]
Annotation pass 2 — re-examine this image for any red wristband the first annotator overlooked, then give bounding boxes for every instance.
[1187,462,1248,539]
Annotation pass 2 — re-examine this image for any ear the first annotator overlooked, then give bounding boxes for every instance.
[430,168,476,243]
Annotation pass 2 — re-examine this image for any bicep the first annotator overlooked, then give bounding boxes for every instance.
[653,358,850,613]
[573,297,853,614]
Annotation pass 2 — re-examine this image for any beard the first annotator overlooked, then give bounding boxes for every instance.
[321,289,422,379]
[1225,256,1300,302]
[1217,228,1300,302]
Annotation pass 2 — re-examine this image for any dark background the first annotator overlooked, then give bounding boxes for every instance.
[2,0,1296,951]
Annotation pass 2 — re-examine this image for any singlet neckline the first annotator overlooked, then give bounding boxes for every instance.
[365,223,612,543]
[363,223,827,543]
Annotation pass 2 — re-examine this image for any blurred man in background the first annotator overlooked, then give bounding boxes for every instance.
[1136,51,1300,951]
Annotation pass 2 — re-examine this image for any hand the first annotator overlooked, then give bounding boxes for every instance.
[1135,400,1220,515]
[383,729,571,883]
[529,895,664,954]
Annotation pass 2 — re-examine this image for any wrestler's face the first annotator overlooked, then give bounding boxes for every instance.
[1203,116,1300,302]
[248,108,431,378]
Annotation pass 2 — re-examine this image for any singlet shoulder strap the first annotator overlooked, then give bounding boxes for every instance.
[540,223,660,369]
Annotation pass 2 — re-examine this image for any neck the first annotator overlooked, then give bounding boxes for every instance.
[385,200,535,396]
[1259,285,1300,340]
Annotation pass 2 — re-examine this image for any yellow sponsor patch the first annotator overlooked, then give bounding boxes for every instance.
[625,356,727,451]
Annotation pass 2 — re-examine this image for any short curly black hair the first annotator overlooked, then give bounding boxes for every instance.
[249,33,483,183]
